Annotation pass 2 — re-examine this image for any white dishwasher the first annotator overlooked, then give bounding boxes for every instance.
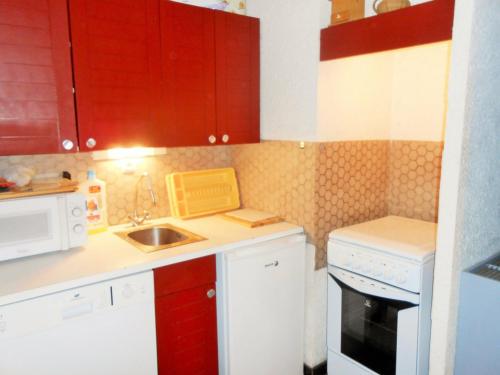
[0,271,157,375]
[217,234,306,375]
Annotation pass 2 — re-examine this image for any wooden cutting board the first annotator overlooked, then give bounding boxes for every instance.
[0,181,79,200]
[220,209,283,228]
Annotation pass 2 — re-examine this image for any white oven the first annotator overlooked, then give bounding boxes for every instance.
[0,193,87,262]
[327,216,437,375]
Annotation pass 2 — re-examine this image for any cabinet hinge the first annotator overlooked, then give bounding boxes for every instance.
[72,87,76,94]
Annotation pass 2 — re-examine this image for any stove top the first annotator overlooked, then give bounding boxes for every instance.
[328,216,438,293]
[329,215,437,262]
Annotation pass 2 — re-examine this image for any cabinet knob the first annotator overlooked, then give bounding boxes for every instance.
[207,289,216,299]
[62,139,74,150]
[86,138,97,149]
[208,135,216,144]
[221,134,229,143]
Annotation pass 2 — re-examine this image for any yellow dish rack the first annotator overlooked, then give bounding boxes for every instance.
[166,168,241,219]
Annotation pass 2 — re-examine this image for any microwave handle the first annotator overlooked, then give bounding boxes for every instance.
[328,268,419,305]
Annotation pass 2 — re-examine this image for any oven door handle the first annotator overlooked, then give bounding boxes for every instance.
[328,267,419,305]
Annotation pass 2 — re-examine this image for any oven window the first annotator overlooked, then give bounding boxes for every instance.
[338,278,416,375]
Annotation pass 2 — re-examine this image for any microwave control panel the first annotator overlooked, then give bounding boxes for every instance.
[63,193,88,248]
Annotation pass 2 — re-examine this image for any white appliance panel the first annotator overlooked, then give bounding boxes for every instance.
[0,193,87,262]
[217,234,306,375]
[327,216,436,375]
[0,271,157,375]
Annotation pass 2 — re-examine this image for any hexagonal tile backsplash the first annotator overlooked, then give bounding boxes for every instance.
[0,140,443,269]
[0,146,232,226]
[388,141,443,222]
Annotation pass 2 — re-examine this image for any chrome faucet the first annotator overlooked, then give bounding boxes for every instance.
[128,172,158,226]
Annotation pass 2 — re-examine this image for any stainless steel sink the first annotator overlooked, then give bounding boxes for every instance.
[115,224,205,253]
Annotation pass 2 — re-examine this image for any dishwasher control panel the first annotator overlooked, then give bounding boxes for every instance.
[0,271,154,340]
[111,272,154,308]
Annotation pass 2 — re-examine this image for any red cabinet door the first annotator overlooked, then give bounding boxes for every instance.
[215,11,260,145]
[155,283,219,375]
[0,0,77,155]
[69,0,162,151]
[154,256,218,375]
[160,1,216,147]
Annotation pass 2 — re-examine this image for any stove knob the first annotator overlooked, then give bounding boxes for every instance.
[395,274,407,284]
[384,269,394,280]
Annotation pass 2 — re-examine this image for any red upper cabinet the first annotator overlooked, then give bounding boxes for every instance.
[160,1,217,147]
[0,0,77,156]
[69,0,163,151]
[215,11,260,145]
[160,1,260,147]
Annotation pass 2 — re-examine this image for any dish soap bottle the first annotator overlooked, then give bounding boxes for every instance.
[80,170,108,234]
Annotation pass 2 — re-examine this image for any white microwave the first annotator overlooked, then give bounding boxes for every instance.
[0,193,87,262]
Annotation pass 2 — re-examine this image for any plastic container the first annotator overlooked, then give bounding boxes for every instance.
[80,170,108,234]
[166,167,240,219]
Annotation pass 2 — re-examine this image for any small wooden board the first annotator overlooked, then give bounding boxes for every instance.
[0,181,78,200]
[220,209,283,228]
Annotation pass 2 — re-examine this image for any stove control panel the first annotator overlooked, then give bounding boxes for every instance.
[327,240,427,293]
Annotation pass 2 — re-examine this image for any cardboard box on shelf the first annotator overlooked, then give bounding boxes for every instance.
[331,0,365,25]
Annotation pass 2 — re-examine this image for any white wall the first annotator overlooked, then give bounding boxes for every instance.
[317,52,394,140]
[390,42,451,141]
[303,244,328,367]
[246,0,323,141]
[430,1,500,374]
[317,41,451,141]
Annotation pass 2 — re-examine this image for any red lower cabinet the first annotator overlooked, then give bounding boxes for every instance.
[154,256,218,375]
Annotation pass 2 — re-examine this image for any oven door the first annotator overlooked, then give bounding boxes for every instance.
[327,266,420,375]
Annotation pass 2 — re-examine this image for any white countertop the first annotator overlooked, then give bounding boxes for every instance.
[0,215,302,306]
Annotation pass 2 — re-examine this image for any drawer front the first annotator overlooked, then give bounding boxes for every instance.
[154,255,216,296]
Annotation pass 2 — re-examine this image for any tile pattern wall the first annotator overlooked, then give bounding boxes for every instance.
[230,141,317,239]
[0,146,231,225]
[231,140,443,268]
[388,141,443,222]
[231,141,389,268]
[312,141,389,267]
[0,140,443,268]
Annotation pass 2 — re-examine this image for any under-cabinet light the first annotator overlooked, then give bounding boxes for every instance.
[91,147,167,161]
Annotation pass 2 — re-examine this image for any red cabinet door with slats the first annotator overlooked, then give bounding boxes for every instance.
[69,0,162,151]
[215,11,260,145]
[154,256,218,375]
[155,283,219,375]
[160,1,216,147]
[0,0,77,156]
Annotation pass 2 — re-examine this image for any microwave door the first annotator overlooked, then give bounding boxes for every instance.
[0,196,63,261]
[328,269,419,375]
